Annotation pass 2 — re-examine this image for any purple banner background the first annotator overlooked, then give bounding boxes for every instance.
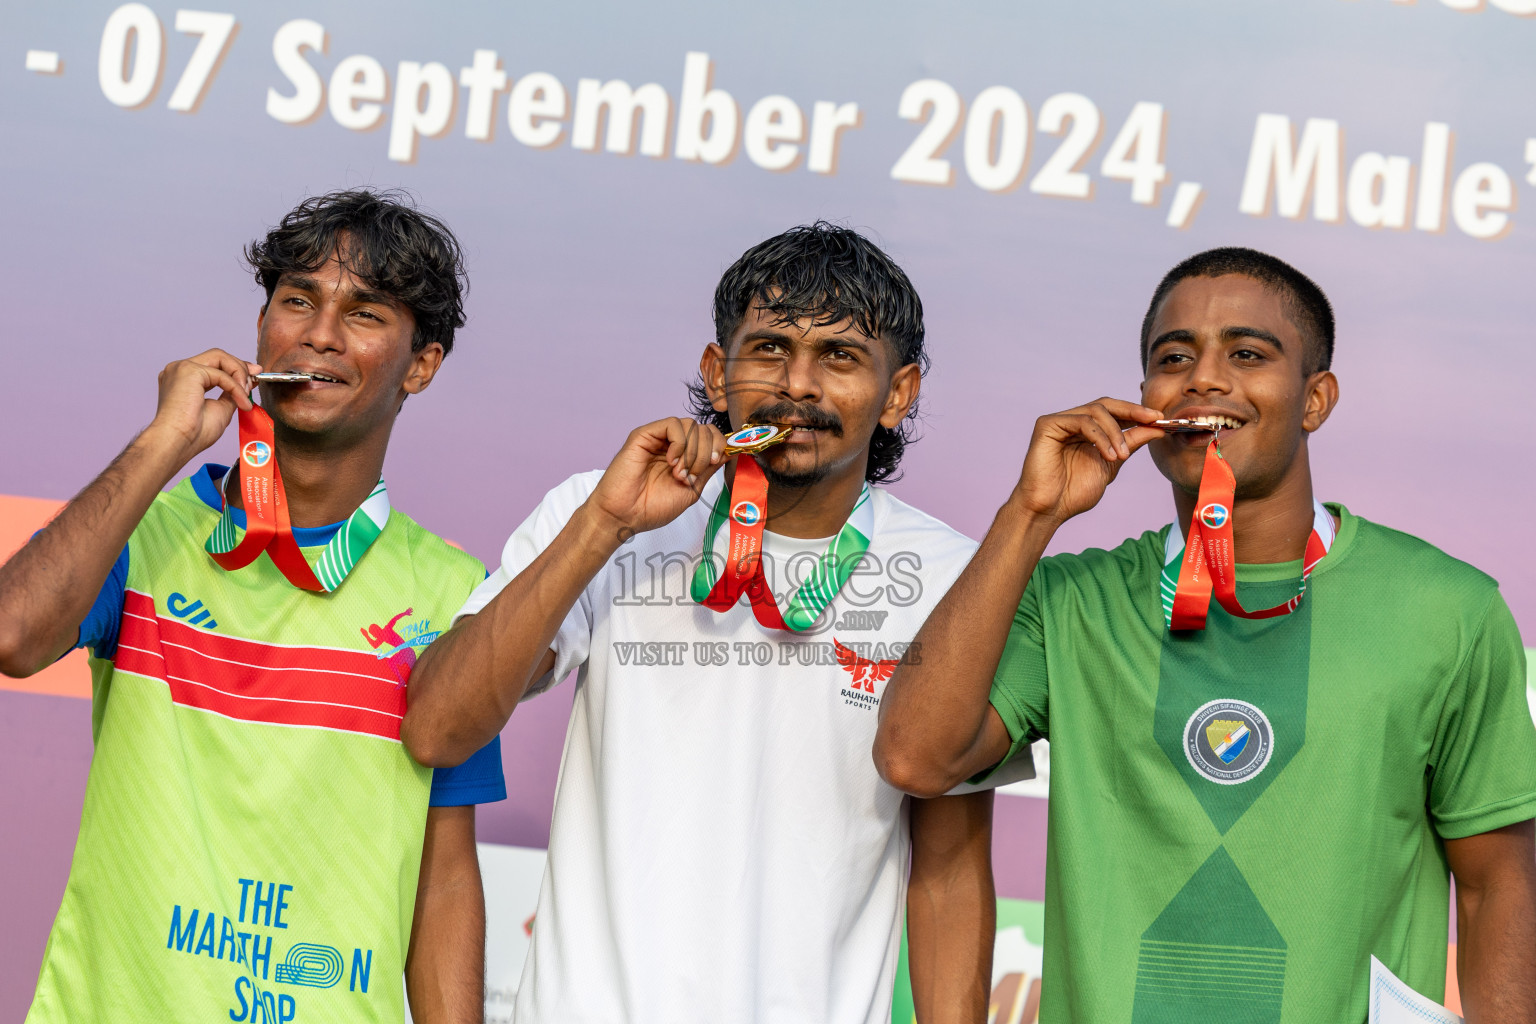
[2,0,1532,1016]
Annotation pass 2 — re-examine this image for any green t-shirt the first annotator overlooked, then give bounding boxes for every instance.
[987,505,1536,1023]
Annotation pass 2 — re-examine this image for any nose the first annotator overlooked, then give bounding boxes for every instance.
[299,305,346,356]
[1184,346,1232,397]
[778,348,824,405]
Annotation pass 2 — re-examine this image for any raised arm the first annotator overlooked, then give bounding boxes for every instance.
[874,399,1164,796]
[0,350,256,677]
[402,418,726,767]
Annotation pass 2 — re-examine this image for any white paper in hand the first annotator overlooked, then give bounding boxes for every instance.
[1369,955,1462,1024]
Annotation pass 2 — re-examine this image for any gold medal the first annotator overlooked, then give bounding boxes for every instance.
[722,423,792,456]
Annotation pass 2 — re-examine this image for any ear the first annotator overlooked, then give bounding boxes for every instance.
[402,342,446,396]
[1300,370,1339,433]
[878,362,922,430]
[699,343,729,414]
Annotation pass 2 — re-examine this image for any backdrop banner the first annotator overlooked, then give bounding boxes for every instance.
[1,0,1532,1018]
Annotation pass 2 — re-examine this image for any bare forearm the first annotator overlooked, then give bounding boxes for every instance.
[1458,878,1536,1022]
[876,498,1057,791]
[0,426,186,676]
[907,792,995,1024]
[407,806,485,1024]
[403,502,622,765]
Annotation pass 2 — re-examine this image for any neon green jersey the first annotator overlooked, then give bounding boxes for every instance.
[27,474,486,1024]
[986,505,1536,1023]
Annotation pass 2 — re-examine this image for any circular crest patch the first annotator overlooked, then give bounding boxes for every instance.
[1183,698,1273,785]
[1198,502,1229,529]
[730,500,762,526]
[727,424,776,447]
[241,440,272,468]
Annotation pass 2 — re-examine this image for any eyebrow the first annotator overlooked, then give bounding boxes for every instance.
[1148,326,1285,353]
[277,275,397,309]
[737,329,873,353]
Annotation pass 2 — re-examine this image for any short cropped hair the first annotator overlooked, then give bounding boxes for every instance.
[687,222,927,484]
[245,189,467,356]
[1140,247,1334,374]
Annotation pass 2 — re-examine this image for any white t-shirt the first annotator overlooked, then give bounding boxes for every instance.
[458,471,1029,1024]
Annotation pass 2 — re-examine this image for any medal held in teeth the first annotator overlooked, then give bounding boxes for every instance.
[722,423,792,456]
[250,371,344,385]
[1154,415,1242,433]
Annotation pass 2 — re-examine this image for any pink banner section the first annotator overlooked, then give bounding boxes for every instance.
[0,496,90,699]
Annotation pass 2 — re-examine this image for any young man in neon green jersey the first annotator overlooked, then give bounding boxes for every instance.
[0,190,505,1023]
[874,248,1536,1022]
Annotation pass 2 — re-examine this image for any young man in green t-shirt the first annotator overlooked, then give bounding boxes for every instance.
[0,190,503,1023]
[874,248,1536,1021]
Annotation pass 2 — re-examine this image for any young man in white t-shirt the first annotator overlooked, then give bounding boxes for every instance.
[403,223,1024,1023]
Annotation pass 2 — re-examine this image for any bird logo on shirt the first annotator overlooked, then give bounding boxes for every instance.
[834,638,899,694]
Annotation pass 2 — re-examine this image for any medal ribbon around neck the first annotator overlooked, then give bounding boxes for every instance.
[688,454,873,632]
[1159,435,1334,630]
[205,405,391,593]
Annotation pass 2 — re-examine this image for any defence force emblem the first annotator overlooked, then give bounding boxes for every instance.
[1183,698,1273,785]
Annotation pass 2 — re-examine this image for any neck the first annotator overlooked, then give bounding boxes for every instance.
[228,425,392,528]
[731,460,867,539]
[1171,446,1320,564]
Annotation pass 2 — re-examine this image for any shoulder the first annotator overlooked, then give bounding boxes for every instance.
[1036,529,1166,590]
[535,470,605,520]
[1344,512,1499,601]
[132,474,220,551]
[384,510,487,583]
[870,488,979,567]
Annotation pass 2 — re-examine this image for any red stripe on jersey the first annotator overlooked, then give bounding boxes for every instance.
[115,591,407,740]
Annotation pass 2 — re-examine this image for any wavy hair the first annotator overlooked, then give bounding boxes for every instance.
[688,222,927,483]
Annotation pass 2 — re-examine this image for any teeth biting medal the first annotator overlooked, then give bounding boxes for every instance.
[721,423,793,456]
[250,372,344,385]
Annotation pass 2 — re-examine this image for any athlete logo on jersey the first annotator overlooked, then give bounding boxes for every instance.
[834,637,898,694]
[361,608,441,684]
[1198,502,1229,529]
[1183,698,1273,784]
[241,440,272,468]
[731,500,762,527]
[727,424,776,448]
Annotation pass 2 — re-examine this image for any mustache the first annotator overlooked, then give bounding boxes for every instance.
[748,401,843,436]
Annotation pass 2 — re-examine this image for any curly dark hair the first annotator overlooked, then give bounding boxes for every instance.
[687,222,928,484]
[1140,247,1334,375]
[245,188,467,355]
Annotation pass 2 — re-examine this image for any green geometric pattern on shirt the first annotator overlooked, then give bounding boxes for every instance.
[1153,574,1312,833]
[1132,846,1286,1023]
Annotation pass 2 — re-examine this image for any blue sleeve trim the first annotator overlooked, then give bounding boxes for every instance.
[76,544,130,659]
[428,734,507,806]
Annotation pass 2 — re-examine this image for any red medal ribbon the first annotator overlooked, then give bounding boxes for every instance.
[1169,438,1329,631]
[699,456,790,630]
[207,405,326,592]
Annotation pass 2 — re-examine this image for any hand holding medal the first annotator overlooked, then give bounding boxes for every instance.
[1012,398,1167,525]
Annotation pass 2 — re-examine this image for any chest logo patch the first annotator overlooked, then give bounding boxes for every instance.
[1183,698,1273,785]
